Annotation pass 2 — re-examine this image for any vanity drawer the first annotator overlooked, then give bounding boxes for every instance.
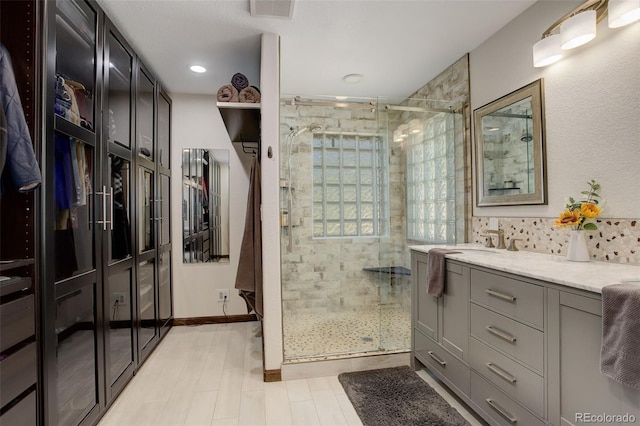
[471,371,544,426]
[415,328,470,396]
[469,337,544,417]
[470,269,544,329]
[0,295,35,352]
[470,303,544,373]
[0,342,37,407]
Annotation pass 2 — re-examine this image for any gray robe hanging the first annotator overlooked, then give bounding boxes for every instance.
[235,156,263,319]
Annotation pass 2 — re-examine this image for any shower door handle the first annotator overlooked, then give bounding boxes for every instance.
[287,198,293,253]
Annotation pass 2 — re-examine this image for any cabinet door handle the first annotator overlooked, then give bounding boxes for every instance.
[486,325,517,343]
[486,362,518,383]
[485,289,516,302]
[486,398,518,424]
[96,185,111,231]
[109,187,114,231]
[427,351,447,367]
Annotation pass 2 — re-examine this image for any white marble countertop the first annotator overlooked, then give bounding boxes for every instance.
[409,244,640,294]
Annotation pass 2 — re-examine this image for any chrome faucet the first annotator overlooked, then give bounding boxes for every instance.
[486,229,507,249]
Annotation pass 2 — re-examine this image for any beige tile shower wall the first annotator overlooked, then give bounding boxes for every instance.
[280,103,408,315]
[472,217,640,264]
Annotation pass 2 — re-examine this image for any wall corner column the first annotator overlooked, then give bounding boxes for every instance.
[260,32,284,373]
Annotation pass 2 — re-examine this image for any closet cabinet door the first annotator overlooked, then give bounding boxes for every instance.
[44,1,105,424]
[102,21,136,403]
[136,66,159,361]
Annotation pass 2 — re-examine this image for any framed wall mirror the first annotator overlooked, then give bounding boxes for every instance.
[474,79,547,206]
[182,149,230,263]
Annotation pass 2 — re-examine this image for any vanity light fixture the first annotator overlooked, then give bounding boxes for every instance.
[189,65,207,73]
[561,10,597,49]
[533,0,638,67]
[408,119,422,134]
[533,34,563,67]
[609,0,640,27]
[397,124,409,139]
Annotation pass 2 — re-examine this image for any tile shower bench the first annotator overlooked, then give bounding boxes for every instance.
[410,245,640,426]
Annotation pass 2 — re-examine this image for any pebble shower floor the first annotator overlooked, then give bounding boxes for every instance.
[283,304,411,361]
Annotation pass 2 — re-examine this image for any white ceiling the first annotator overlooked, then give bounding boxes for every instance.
[96,0,536,102]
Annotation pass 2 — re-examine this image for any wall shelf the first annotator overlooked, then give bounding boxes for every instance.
[217,102,261,145]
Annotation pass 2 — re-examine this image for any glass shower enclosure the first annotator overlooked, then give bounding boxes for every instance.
[279,96,464,361]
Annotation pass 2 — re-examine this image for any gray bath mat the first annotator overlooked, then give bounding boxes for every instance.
[338,366,470,426]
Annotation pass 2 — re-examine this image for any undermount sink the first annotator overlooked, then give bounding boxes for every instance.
[451,247,500,254]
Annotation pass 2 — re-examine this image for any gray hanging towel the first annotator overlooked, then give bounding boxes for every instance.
[600,283,640,389]
[235,155,263,319]
[427,248,460,297]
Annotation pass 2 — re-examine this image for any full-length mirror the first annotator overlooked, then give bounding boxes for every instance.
[182,149,230,263]
[474,79,546,206]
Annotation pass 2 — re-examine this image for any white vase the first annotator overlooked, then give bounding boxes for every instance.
[567,230,590,262]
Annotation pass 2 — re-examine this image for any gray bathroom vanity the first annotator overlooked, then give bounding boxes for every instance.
[411,246,640,426]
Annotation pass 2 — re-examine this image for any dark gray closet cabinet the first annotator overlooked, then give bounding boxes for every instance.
[38,0,173,425]
[0,2,40,425]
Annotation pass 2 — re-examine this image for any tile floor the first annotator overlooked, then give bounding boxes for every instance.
[98,321,482,426]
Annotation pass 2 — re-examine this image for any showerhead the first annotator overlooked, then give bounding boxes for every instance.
[292,122,322,137]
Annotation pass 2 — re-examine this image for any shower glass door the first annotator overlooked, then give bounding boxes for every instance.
[280,96,393,360]
[378,99,465,352]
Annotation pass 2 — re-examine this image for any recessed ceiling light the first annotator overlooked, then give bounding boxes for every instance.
[342,74,364,84]
[335,96,348,100]
[189,65,207,73]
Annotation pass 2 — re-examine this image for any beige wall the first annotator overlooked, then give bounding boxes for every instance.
[470,1,640,219]
[170,93,253,318]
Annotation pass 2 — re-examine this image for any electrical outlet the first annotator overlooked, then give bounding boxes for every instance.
[489,217,499,230]
[114,292,127,305]
[217,289,230,303]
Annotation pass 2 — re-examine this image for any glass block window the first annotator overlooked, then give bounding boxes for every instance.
[406,113,456,243]
[313,133,387,238]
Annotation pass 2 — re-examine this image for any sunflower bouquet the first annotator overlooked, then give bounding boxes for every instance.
[553,180,603,231]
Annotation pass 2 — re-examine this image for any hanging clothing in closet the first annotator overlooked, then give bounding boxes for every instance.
[0,43,41,195]
[235,155,263,319]
[53,133,93,281]
[111,156,131,259]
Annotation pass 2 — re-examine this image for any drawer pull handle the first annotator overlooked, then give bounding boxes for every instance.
[485,289,517,302]
[486,325,517,343]
[486,398,518,424]
[486,362,518,383]
[427,351,447,367]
